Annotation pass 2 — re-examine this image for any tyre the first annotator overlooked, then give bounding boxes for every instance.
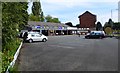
[85,36,89,39]
[42,38,47,42]
[29,39,33,43]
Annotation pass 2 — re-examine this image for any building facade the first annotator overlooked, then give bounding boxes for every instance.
[78,11,96,29]
[27,21,74,36]
[118,1,120,22]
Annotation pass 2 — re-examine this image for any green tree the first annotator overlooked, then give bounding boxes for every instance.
[104,27,113,35]
[96,21,102,31]
[113,22,120,30]
[76,24,80,28]
[2,2,28,72]
[18,3,28,30]
[52,18,61,23]
[65,22,73,27]
[32,1,41,16]
[29,13,40,21]
[32,0,44,22]
[45,15,52,22]
[40,11,45,22]
[45,15,60,23]
[112,22,120,34]
[108,18,114,27]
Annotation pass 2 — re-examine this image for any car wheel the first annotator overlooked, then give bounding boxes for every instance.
[42,38,47,42]
[85,37,89,39]
[29,39,33,43]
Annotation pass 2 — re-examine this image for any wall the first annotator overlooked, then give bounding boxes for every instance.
[79,12,96,28]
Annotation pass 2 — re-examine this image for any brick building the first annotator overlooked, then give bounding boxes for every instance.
[78,11,97,29]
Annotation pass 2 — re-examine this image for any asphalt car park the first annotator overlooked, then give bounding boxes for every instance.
[18,35,118,71]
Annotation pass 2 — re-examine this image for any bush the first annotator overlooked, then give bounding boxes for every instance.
[0,52,2,73]
[2,2,28,72]
[2,38,21,73]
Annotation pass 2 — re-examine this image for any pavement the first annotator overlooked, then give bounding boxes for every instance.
[18,35,118,71]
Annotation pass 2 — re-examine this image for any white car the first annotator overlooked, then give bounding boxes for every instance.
[85,31,105,39]
[26,33,48,43]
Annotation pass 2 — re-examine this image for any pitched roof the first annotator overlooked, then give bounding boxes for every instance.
[78,11,96,18]
[28,21,69,27]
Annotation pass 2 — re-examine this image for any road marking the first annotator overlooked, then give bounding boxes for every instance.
[49,45,74,49]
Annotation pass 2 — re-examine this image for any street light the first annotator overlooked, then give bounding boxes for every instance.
[111,9,118,20]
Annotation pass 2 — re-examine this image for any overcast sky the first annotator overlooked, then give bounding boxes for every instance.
[28,0,120,26]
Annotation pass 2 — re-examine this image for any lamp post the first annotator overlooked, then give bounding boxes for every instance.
[111,9,118,20]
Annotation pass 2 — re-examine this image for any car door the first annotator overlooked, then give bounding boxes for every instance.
[35,34,42,41]
[31,34,36,41]
[90,32,95,38]
[94,33,99,38]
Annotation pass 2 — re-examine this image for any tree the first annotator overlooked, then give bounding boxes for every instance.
[113,22,120,30]
[45,15,61,23]
[52,18,61,23]
[29,13,40,21]
[32,1,41,16]
[2,2,28,72]
[104,27,113,35]
[65,22,73,27]
[45,15,52,22]
[2,2,28,46]
[96,22,102,31]
[103,19,114,31]
[40,11,45,22]
[76,24,80,28]
[18,3,28,30]
[32,0,44,22]
[108,18,114,28]
[112,22,120,34]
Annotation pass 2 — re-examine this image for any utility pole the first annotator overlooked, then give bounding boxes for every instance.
[111,9,118,20]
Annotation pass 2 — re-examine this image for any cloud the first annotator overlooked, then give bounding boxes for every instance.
[96,10,118,26]
[28,0,119,26]
[41,0,119,3]
[41,0,94,8]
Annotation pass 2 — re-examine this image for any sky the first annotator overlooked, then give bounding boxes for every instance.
[27,0,120,26]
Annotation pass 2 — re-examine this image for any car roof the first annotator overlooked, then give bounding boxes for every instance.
[91,31,105,33]
[28,31,40,34]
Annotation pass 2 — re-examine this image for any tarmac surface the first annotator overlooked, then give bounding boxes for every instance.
[18,35,118,71]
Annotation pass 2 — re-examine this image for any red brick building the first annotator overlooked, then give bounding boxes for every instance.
[78,11,97,28]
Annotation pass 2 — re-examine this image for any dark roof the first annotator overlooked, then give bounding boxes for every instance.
[78,11,96,18]
[28,21,69,27]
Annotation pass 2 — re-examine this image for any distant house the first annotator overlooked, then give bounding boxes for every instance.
[78,11,97,29]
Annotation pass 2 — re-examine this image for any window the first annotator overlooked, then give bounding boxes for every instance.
[36,34,41,37]
[95,33,100,35]
[91,32,95,35]
[31,34,35,37]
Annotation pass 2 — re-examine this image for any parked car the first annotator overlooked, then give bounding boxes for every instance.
[19,31,40,38]
[26,32,48,43]
[85,31,105,39]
